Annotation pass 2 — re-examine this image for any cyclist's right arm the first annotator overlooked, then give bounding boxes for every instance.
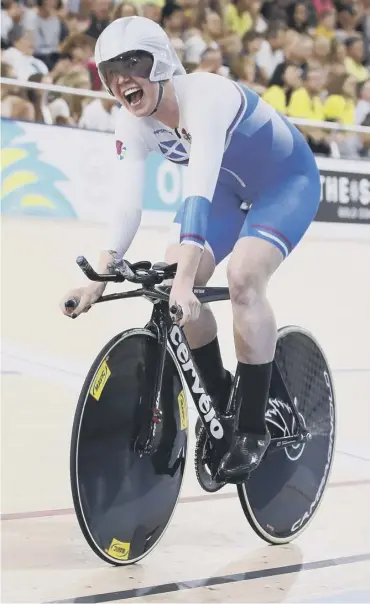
[101,112,150,264]
[60,112,149,317]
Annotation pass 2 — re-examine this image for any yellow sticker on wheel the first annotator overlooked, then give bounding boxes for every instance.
[106,538,130,560]
[178,389,188,430]
[90,359,111,401]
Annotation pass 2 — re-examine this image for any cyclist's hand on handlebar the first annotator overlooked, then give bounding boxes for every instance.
[60,282,106,318]
[169,281,200,327]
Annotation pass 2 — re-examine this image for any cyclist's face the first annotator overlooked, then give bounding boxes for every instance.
[110,74,159,117]
[100,51,158,116]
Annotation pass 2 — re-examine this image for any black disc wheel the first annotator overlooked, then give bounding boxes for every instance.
[238,326,336,544]
[70,328,188,565]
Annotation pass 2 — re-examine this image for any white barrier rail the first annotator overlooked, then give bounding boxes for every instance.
[1,76,370,134]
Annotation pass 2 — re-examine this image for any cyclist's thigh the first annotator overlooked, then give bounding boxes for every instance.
[239,170,321,259]
[171,181,246,266]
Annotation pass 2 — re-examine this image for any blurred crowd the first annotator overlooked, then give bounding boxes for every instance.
[1,0,370,157]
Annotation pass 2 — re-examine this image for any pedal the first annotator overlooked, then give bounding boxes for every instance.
[194,427,226,493]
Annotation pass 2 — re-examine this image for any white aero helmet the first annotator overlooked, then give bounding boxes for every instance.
[95,16,186,94]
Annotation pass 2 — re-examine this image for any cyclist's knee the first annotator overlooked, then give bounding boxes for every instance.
[227,264,261,307]
[164,243,215,285]
[227,237,282,306]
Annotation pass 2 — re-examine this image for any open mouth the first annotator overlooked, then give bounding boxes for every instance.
[124,86,144,107]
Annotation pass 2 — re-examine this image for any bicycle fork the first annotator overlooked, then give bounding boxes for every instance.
[134,305,168,455]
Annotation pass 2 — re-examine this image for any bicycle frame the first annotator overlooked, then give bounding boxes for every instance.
[96,283,310,460]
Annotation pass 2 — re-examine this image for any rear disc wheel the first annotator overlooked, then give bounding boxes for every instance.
[237,326,336,544]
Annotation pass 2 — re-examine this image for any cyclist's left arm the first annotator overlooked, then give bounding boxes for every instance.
[174,74,241,283]
[180,74,241,249]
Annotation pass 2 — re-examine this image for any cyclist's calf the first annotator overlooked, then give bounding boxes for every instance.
[227,237,283,364]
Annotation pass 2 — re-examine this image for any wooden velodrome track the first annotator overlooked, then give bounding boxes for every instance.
[1,216,370,603]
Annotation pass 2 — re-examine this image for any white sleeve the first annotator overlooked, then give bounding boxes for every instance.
[103,112,149,258]
[179,73,241,248]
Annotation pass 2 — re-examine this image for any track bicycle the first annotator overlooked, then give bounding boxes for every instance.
[68,256,336,566]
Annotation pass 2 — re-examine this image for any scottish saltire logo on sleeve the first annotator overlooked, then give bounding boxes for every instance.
[116,140,127,160]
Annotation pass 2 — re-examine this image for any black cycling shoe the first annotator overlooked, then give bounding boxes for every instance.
[217,430,271,484]
[195,371,233,437]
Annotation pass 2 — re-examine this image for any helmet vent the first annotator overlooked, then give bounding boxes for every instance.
[154,60,168,79]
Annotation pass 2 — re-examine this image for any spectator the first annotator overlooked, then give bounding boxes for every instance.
[286,2,310,34]
[58,32,98,86]
[1,61,35,120]
[287,66,326,120]
[26,72,54,123]
[62,12,91,34]
[79,97,119,131]
[1,61,24,116]
[271,32,313,86]
[248,0,268,34]
[311,0,334,17]
[59,32,95,66]
[49,65,91,124]
[336,4,360,41]
[176,0,199,29]
[63,13,81,35]
[111,2,138,19]
[1,93,35,119]
[260,0,291,23]
[287,31,314,71]
[162,0,184,32]
[313,9,337,39]
[328,38,347,75]
[1,0,37,49]
[311,34,332,70]
[358,113,370,157]
[344,36,370,82]
[162,2,185,54]
[84,0,111,39]
[362,0,370,64]
[218,33,243,62]
[287,66,332,155]
[2,24,48,80]
[255,24,286,82]
[33,0,69,70]
[230,54,265,93]
[356,78,370,122]
[263,61,302,112]
[242,30,264,57]
[225,0,253,38]
[140,0,165,24]
[183,10,222,64]
[193,46,229,76]
[323,72,357,123]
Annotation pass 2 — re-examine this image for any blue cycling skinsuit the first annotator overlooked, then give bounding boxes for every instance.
[108,71,321,262]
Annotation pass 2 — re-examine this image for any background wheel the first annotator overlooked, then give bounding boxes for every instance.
[237,326,336,544]
[70,329,188,565]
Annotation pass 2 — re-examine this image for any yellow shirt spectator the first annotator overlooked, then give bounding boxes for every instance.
[263,86,287,114]
[344,57,369,83]
[313,25,335,40]
[287,87,325,121]
[323,94,355,125]
[225,3,252,37]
